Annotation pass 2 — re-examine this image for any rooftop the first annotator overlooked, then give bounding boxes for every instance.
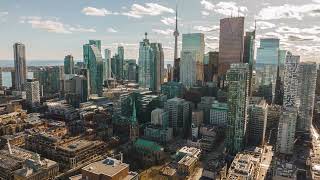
[81,157,138,179]
[134,138,164,152]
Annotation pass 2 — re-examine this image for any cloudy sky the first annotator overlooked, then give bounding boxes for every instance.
[0,0,320,62]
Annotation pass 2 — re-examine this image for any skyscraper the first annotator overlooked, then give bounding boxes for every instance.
[25,79,40,107]
[180,33,205,88]
[138,33,154,90]
[151,43,164,91]
[64,55,74,75]
[83,40,103,96]
[256,38,280,86]
[277,52,300,154]
[118,46,124,79]
[218,17,245,77]
[13,43,27,91]
[203,51,219,82]
[297,62,317,133]
[173,5,180,83]
[225,63,249,154]
[243,30,256,96]
[165,97,190,137]
[316,65,320,97]
[247,100,268,146]
[104,49,111,81]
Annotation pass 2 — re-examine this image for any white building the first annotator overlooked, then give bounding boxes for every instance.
[25,79,40,107]
[277,52,300,154]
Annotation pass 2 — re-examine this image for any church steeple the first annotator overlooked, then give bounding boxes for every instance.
[131,98,137,124]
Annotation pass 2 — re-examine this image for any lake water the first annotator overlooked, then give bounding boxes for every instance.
[0,60,64,87]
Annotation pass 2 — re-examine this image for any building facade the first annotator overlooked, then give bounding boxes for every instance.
[83,40,103,96]
[13,43,27,91]
[25,79,40,108]
[64,55,74,75]
[225,64,249,154]
[180,33,205,88]
[218,17,245,77]
[297,62,317,133]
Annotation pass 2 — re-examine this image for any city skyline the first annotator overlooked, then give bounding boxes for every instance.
[0,0,320,62]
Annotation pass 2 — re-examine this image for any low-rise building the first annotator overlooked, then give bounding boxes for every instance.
[69,157,138,180]
[227,149,261,179]
[133,138,165,165]
[13,154,59,180]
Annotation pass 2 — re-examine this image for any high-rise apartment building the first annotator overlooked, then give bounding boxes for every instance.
[138,33,163,91]
[243,30,256,96]
[247,100,268,146]
[180,33,205,88]
[25,79,40,107]
[34,66,61,96]
[118,46,124,79]
[277,52,300,154]
[83,40,103,96]
[165,97,190,136]
[104,49,111,81]
[209,101,228,126]
[218,17,245,77]
[225,63,249,154]
[13,43,27,91]
[64,55,74,75]
[151,43,164,91]
[138,33,154,90]
[127,59,137,82]
[297,62,317,133]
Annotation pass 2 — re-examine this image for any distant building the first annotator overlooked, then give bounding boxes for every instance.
[203,51,219,82]
[104,49,112,81]
[316,65,320,97]
[70,157,138,180]
[277,108,297,154]
[198,96,216,124]
[297,62,317,133]
[165,97,191,136]
[126,59,137,82]
[225,64,249,154]
[34,66,61,97]
[117,46,124,80]
[13,43,27,91]
[138,33,163,91]
[83,40,103,96]
[247,100,268,146]
[218,17,245,77]
[209,101,228,127]
[180,33,205,88]
[144,108,172,143]
[161,81,185,99]
[65,75,88,107]
[64,55,74,74]
[25,79,40,108]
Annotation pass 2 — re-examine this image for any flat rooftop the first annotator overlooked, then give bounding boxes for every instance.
[82,157,138,179]
[58,139,95,152]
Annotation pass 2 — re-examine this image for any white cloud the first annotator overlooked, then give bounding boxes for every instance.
[256,21,276,30]
[82,7,113,16]
[161,17,175,26]
[286,34,319,42]
[20,16,96,34]
[0,12,9,22]
[200,1,248,16]
[193,25,219,32]
[0,11,8,16]
[107,27,118,33]
[201,11,210,16]
[276,26,301,34]
[123,3,174,18]
[257,3,320,20]
[69,26,96,33]
[201,0,215,10]
[206,36,219,41]
[152,28,173,35]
